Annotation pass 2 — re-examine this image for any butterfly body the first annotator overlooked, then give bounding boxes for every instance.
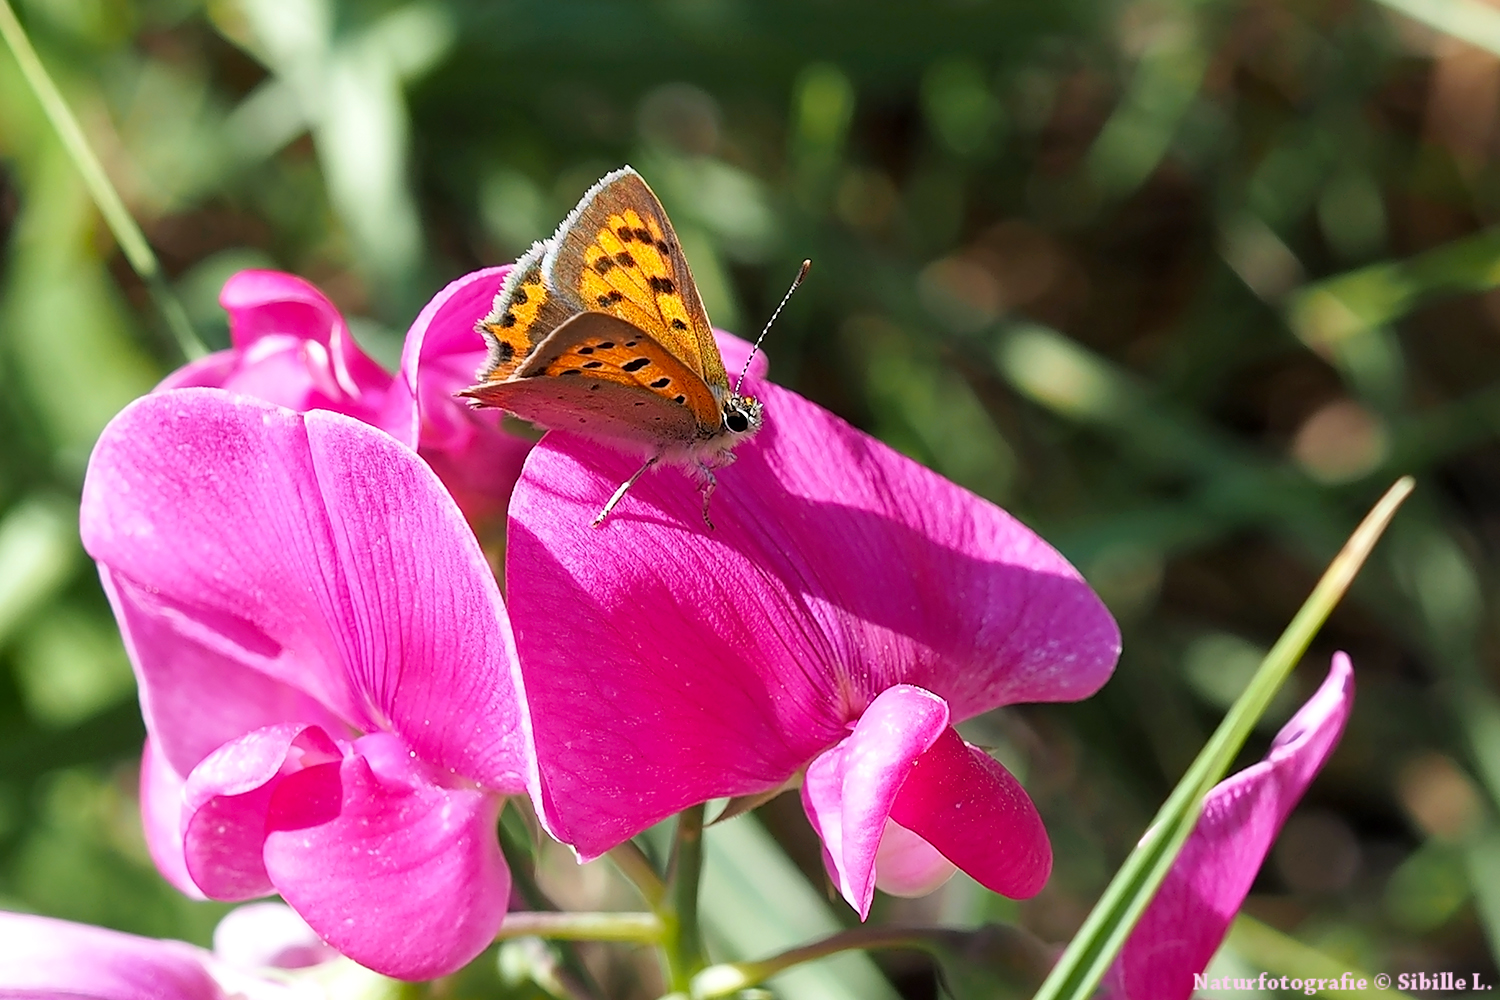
[462,167,763,523]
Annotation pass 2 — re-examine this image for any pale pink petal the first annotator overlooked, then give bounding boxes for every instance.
[1103,654,1356,1000]
[0,911,223,1000]
[212,903,335,971]
[888,727,1051,899]
[873,819,956,897]
[508,372,1118,857]
[139,738,202,899]
[801,686,950,917]
[262,733,509,981]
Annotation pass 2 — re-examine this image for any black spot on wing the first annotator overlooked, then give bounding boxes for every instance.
[622,358,651,372]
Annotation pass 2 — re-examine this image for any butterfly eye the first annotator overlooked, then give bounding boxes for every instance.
[725,410,750,433]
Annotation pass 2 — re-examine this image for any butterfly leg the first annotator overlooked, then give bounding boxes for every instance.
[698,465,719,530]
[592,453,661,527]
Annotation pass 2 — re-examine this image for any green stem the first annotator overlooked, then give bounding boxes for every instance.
[662,804,708,992]
[0,0,205,361]
[496,911,664,944]
[609,840,666,908]
[689,926,936,999]
[1030,476,1415,1000]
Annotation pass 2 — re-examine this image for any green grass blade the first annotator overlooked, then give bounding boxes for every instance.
[0,0,205,361]
[1031,477,1414,1000]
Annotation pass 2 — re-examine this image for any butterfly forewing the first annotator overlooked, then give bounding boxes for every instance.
[476,242,580,382]
[546,169,729,388]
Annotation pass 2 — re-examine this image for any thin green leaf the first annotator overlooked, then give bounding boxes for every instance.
[0,0,204,361]
[1031,477,1414,1000]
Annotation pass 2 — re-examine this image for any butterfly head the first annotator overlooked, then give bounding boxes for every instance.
[722,393,763,439]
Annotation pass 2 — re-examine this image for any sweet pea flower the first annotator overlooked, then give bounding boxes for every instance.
[80,389,535,980]
[0,906,333,1000]
[163,268,532,525]
[506,336,1121,917]
[1102,653,1355,1000]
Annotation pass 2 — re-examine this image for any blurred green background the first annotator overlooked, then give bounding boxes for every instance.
[3,0,1500,995]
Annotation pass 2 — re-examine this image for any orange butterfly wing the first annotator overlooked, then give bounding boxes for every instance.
[546,168,730,389]
[464,312,722,444]
[474,242,579,382]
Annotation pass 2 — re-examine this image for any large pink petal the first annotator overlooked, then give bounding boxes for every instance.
[508,369,1119,856]
[101,568,345,779]
[389,266,533,524]
[263,733,509,981]
[301,409,531,791]
[888,726,1051,899]
[82,391,531,794]
[1102,654,1356,1000]
[0,911,223,1000]
[801,685,950,917]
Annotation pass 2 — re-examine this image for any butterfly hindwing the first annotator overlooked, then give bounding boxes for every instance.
[472,313,717,445]
[475,242,578,382]
[512,312,723,433]
[546,168,729,388]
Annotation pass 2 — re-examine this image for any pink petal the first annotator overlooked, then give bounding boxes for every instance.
[101,568,345,780]
[213,902,335,971]
[300,409,531,791]
[873,819,957,897]
[139,738,203,899]
[888,726,1051,899]
[1103,654,1356,1000]
[389,267,534,524]
[0,911,223,1000]
[212,270,391,423]
[82,390,531,794]
[263,733,509,981]
[801,685,950,918]
[508,371,1118,857]
[181,724,342,900]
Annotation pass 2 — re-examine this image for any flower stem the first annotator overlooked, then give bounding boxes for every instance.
[688,925,980,999]
[609,840,666,908]
[496,911,664,944]
[0,0,205,361]
[661,804,708,992]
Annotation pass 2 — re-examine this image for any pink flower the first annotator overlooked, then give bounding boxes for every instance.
[506,335,1121,918]
[80,389,535,980]
[1102,653,1355,1000]
[164,268,532,526]
[0,906,331,999]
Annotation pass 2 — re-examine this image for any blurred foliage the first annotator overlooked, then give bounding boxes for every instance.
[4,0,1500,994]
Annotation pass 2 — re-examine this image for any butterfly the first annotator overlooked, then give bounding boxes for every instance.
[462,166,793,528]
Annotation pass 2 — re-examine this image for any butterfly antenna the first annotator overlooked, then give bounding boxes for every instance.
[734,259,811,394]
